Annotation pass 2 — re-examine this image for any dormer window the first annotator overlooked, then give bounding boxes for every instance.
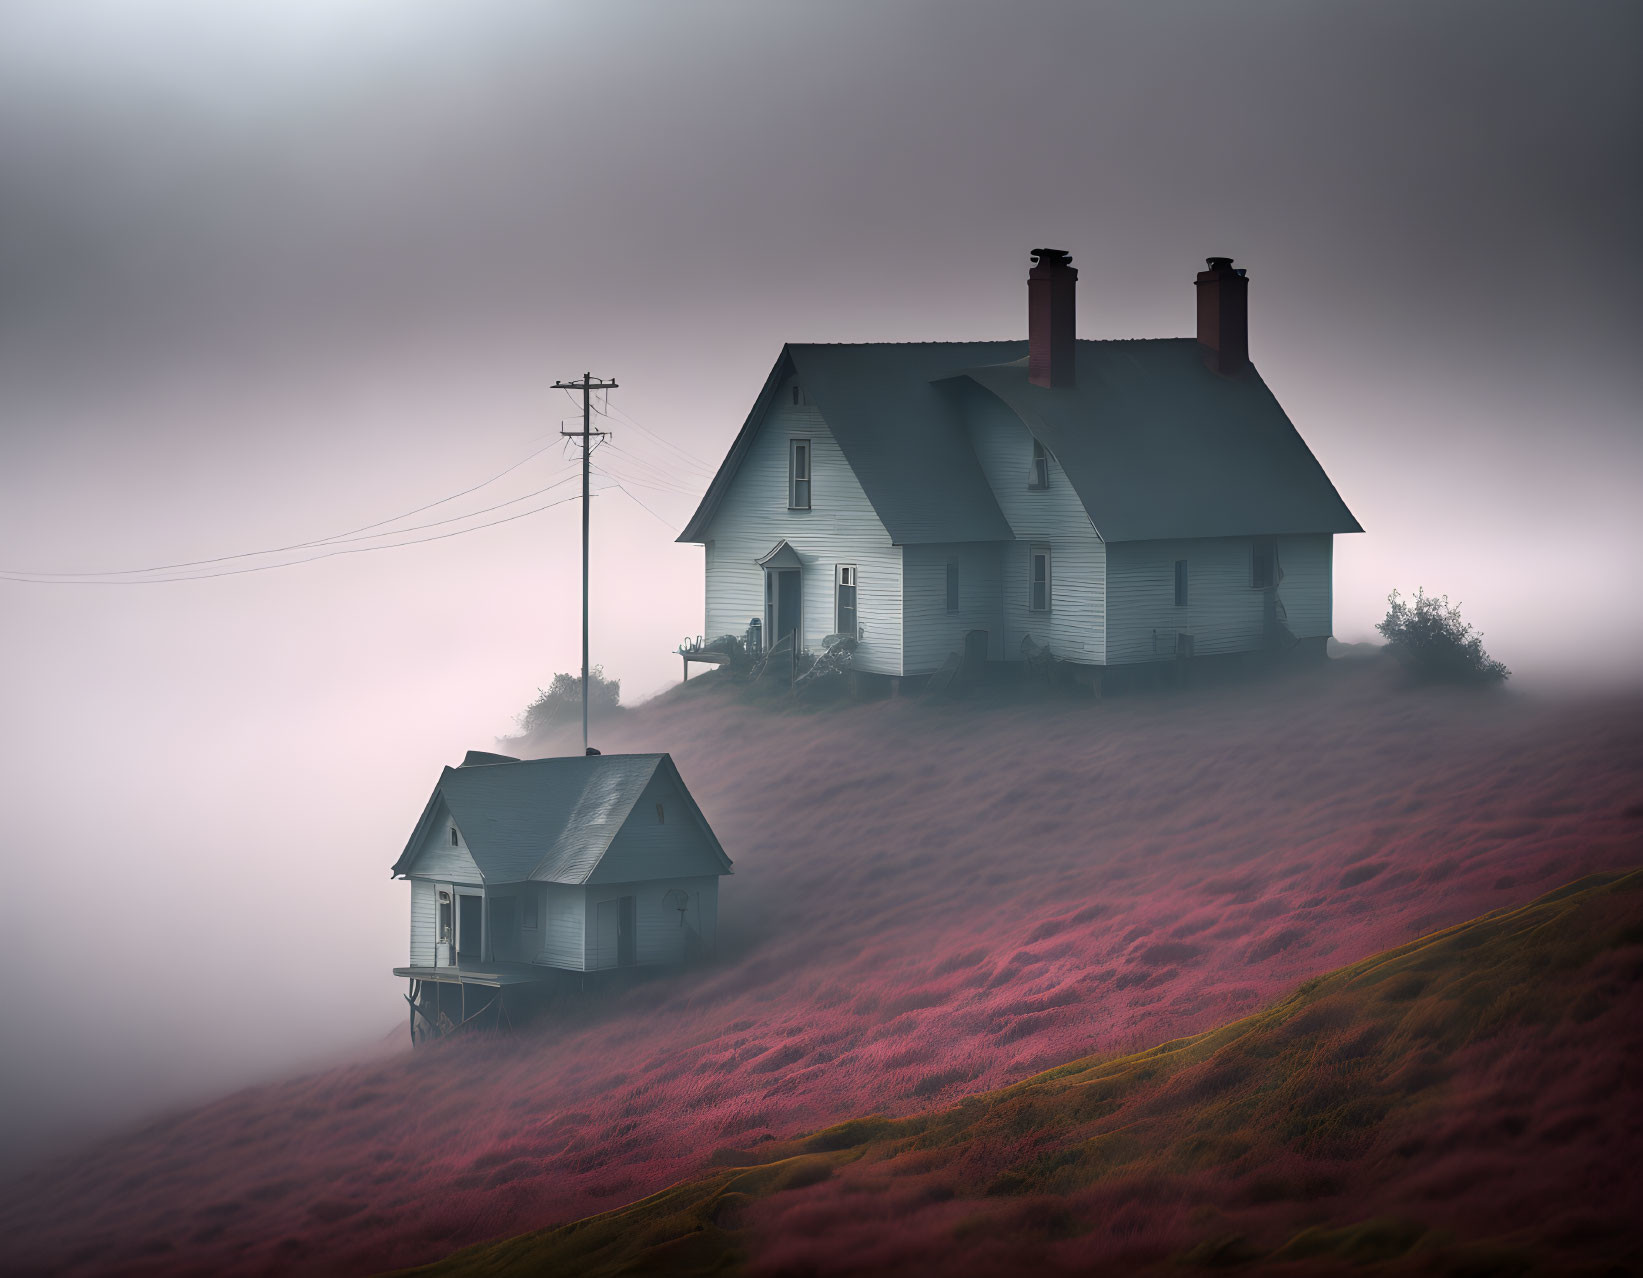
[1029,439,1050,490]
[789,439,811,509]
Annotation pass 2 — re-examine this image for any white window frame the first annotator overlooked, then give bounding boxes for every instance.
[835,563,858,636]
[789,438,812,510]
[1029,545,1052,612]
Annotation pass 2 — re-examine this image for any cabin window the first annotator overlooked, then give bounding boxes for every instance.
[1174,560,1189,607]
[835,564,858,636]
[1029,439,1050,490]
[789,438,811,509]
[656,801,666,824]
[1251,538,1277,589]
[449,826,459,846]
[438,890,453,945]
[945,560,960,612]
[1029,545,1051,612]
[521,890,539,930]
[792,384,800,405]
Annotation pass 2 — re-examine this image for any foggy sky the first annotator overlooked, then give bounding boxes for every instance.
[2,0,1640,1169]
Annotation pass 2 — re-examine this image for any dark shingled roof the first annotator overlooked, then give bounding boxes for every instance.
[391,753,731,885]
[679,339,1359,545]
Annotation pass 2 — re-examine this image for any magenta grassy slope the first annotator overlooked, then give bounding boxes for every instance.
[4,662,1640,1276]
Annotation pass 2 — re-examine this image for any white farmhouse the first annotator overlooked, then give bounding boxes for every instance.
[391,750,731,1040]
[679,250,1361,690]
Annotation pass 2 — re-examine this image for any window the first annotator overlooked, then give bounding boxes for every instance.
[450,826,459,846]
[655,801,666,824]
[1029,439,1050,489]
[1029,545,1051,612]
[835,564,858,636]
[1174,559,1188,607]
[1251,538,1277,590]
[945,560,960,613]
[522,890,539,930]
[438,890,453,945]
[792,384,800,405]
[789,438,811,509]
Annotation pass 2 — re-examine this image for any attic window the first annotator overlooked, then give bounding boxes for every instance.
[656,802,666,824]
[450,826,459,846]
[789,439,811,510]
[1029,440,1050,490]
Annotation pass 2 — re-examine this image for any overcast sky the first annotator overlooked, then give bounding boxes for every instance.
[1,0,1639,1167]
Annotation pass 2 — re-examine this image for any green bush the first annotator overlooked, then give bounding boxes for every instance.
[519,666,622,735]
[1376,589,1508,685]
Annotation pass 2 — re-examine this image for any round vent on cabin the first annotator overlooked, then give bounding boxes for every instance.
[663,888,689,926]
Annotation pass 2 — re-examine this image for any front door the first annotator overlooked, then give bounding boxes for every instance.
[457,894,483,966]
[775,569,801,648]
[593,898,619,969]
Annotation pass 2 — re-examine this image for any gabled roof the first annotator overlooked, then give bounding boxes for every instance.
[952,342,1362,541]
[680,343,1016,546]
[390,753,732,885]
[679,339,1359,546]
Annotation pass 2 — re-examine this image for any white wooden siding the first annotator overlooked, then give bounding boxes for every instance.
[405,802,483,882]
[902,542,1005,671]
[590,773,728,884]
[538,883,585,970]
[961,391,1107,664]
[1105,534,1334,664]
[409,878,436,966]
[583,875,720,969]
[700,376,904,675]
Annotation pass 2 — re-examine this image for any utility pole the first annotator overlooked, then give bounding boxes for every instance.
[552,371,617,755]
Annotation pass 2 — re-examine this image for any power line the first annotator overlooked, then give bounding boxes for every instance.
[1,490,597,586]
[0,437,575,581]
[594,469,683,534]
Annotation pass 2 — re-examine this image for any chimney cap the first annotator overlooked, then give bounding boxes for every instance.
[1030,248,1073,270]
[1204,256,1235,271]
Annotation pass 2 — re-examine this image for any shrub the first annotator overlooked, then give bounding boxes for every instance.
[518,666,621,736]
[1376,589,1508,685]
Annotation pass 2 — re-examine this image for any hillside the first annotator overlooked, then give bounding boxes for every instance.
[409,870,1643,1277]
[3,657,1641,1275]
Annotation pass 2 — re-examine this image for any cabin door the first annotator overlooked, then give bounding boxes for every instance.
[765,568,801,651]
[457,894,482,966]
[593,898,619,969]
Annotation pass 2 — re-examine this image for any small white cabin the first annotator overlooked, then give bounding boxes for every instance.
[391,750,731,1037]
[679,249,1361,687]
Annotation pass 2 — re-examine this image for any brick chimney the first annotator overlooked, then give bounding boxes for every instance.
[1028,248,1077,388]
[1195,256,1248,375]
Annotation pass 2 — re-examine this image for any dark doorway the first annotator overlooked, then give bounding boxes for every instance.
[775,569,801,647]
[964,629,989,675]
[457,894,483,965]
[618,895,637,967]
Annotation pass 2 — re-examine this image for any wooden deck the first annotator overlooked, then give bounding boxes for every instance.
[393,961,562,988]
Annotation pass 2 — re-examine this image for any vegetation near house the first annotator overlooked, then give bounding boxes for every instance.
[518,667,622,736]
[1377,589,1509,684]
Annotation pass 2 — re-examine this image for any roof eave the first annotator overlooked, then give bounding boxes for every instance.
[677,348,796,543]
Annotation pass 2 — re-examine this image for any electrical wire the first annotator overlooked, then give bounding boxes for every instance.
[2,489,604,586]
[595,470,682,534]
[0,438,574,581]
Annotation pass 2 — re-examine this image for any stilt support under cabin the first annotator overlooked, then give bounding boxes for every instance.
[396,962,547,1046]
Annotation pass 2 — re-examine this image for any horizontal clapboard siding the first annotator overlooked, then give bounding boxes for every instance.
[406,802,483,882]
[961,388,1106,664]
[1105,534,1333,664]
[701,376,903,675]
[903,542,1005,672]
[583,876,719,969]
[409,878,436,967]
[539,884,585,970]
